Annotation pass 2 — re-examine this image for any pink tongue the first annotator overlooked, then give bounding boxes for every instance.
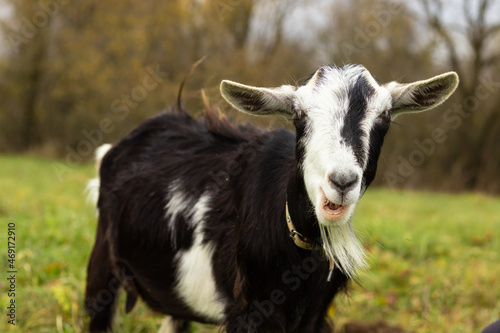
[327,201,341,211]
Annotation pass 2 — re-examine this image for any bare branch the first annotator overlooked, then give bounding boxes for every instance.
[418,0,467,94]
[483,54,500,67]
[463,0,474,28]
[485,24,500,39]
[478,0,490,26]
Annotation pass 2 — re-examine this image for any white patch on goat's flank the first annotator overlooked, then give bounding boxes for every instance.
[165,179,192,224]
[165,179,193,247]
[165,182,213,247]
[157,316,176,333]
[174,194,225,322]
[191,194,211,227]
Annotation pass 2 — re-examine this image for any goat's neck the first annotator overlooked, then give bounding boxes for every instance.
[286,162,320,244]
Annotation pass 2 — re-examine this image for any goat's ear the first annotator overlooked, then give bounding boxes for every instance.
[220,80,296,118]
[386,72,459,119]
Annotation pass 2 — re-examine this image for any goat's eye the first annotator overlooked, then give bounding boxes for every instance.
[293,109,306,120]
[379,110,390,119]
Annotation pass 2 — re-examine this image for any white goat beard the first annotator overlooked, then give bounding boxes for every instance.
[319,220,368,279]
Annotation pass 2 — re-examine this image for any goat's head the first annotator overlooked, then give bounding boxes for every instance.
[221,64,458,276]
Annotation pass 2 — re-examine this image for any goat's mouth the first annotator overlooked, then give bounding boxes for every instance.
[324,200,345,215]
[318,189,351,223]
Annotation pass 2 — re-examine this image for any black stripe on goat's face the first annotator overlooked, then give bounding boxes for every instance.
[295,65,391,227]
[342,74,376,166]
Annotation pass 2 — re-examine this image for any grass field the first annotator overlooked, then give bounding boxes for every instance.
[0,155,498,333]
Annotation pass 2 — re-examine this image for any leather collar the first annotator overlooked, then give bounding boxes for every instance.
[285,200,315,250]
[285,199,335,281]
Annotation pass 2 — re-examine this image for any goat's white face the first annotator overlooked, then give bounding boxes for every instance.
[221,64,458,276]
[294,66,393,226]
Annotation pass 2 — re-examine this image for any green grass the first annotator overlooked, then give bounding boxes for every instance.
[0,155,498,332]
[335,190,500,332]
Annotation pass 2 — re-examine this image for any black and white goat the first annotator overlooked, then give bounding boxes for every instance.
[85,64,458,332]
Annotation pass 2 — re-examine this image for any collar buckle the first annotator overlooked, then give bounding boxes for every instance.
[286,200,314,251]
[289,229,307,243]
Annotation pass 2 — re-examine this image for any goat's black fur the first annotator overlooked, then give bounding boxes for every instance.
[85,108,354,332]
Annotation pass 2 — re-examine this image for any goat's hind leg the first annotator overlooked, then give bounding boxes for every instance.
[85,232,120,333]
[158,316,191,333]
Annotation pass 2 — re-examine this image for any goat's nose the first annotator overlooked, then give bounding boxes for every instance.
[328,172,359,192]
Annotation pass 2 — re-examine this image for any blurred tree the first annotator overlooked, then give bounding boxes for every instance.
[0,0,266,153]
[315,0,435,79]
[0,0,499,193]
[0,0,313,155]
[245,0,300,65]
[0,0,49,151]
[419,0,500,192]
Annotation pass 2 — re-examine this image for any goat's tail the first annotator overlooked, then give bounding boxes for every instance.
[174,55,208,113]
[86,143,112,206]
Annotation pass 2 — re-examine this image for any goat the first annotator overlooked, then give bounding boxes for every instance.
[85,64,458,332]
